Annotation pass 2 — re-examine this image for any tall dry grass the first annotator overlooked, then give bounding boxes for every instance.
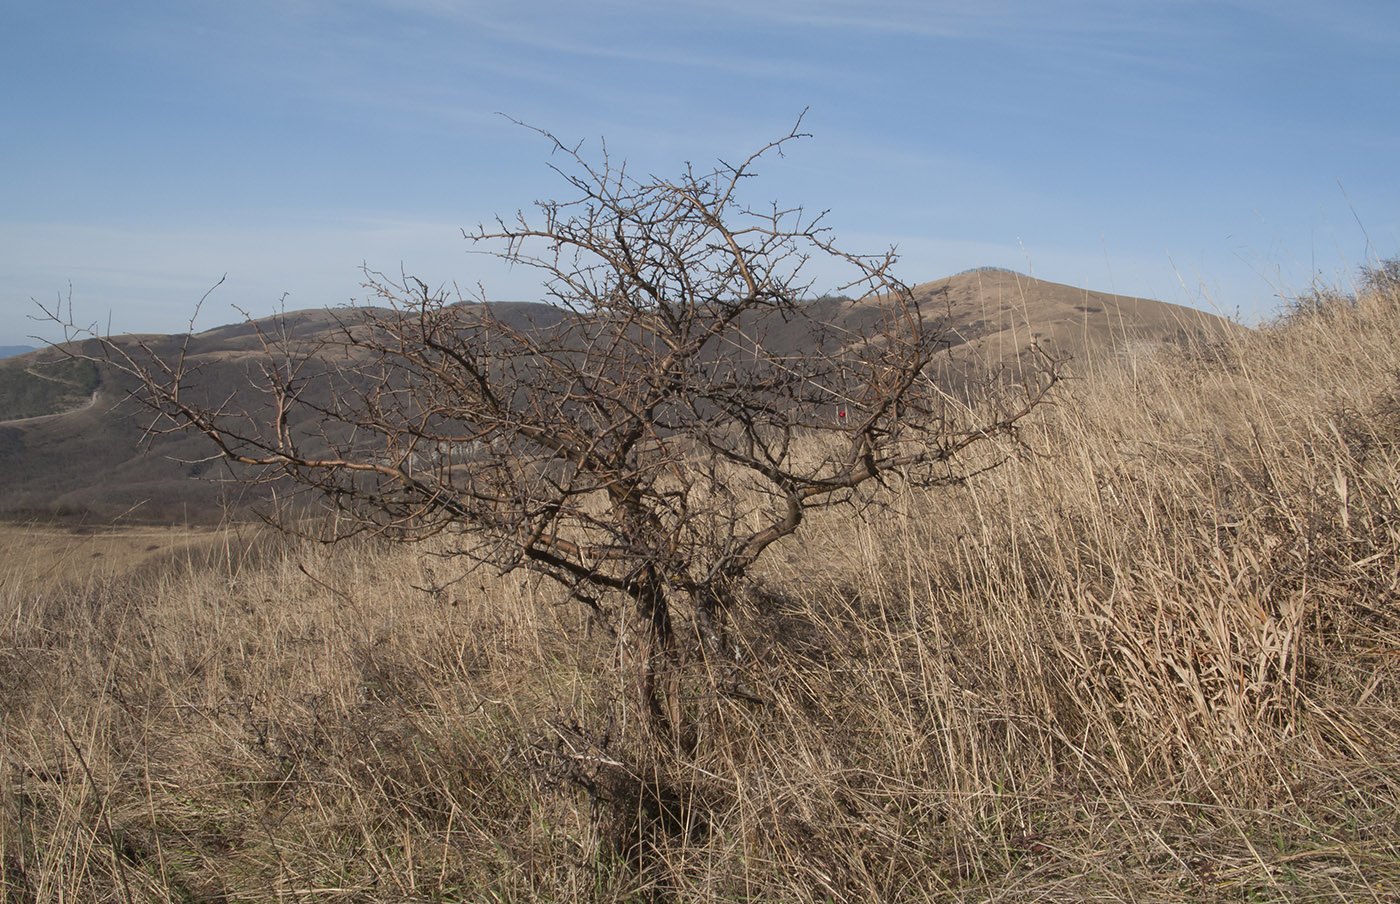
[3,271,1399,901]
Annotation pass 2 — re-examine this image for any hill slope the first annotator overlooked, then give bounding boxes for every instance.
[918,267,1233,366]
[0,273,1235,522]
[2,272,1395,901]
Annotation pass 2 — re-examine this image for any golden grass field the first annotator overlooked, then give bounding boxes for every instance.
[0,523,254,594]
[3,271,1400,901]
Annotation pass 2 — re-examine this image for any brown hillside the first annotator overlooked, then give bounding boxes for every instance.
[911,268,1238,368]
[0,275,1238,522]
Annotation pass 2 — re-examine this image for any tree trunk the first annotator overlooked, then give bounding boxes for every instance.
[628,565,680,746]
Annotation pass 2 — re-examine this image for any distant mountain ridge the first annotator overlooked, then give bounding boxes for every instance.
[0,271,1238,522]
[0,346,37,359]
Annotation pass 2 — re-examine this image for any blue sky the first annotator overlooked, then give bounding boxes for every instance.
[3,1,1398,345]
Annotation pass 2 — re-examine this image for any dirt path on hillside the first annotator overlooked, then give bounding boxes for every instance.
[0,389,102,426]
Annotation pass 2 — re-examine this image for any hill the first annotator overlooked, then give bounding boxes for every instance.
[920,268,1230,363]
[2,269,1396,901]
[0,273,1236,522]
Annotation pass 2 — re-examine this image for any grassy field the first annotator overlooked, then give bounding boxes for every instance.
[2,269,1399,901]
[0,522,261,594]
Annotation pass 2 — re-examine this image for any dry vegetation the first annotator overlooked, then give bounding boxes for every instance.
[4,269,1400,901]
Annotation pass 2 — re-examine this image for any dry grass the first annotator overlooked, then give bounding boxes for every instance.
[4,274,1400,901]
[0,522,251,594]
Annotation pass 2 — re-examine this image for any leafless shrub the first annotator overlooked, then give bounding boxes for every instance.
[51,119,1055,740]
[9,260,1400,900]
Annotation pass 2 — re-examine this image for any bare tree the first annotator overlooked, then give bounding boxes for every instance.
[56,119,1056,736]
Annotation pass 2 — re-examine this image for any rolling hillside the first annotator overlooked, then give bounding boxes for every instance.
[0,272,1236,522]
